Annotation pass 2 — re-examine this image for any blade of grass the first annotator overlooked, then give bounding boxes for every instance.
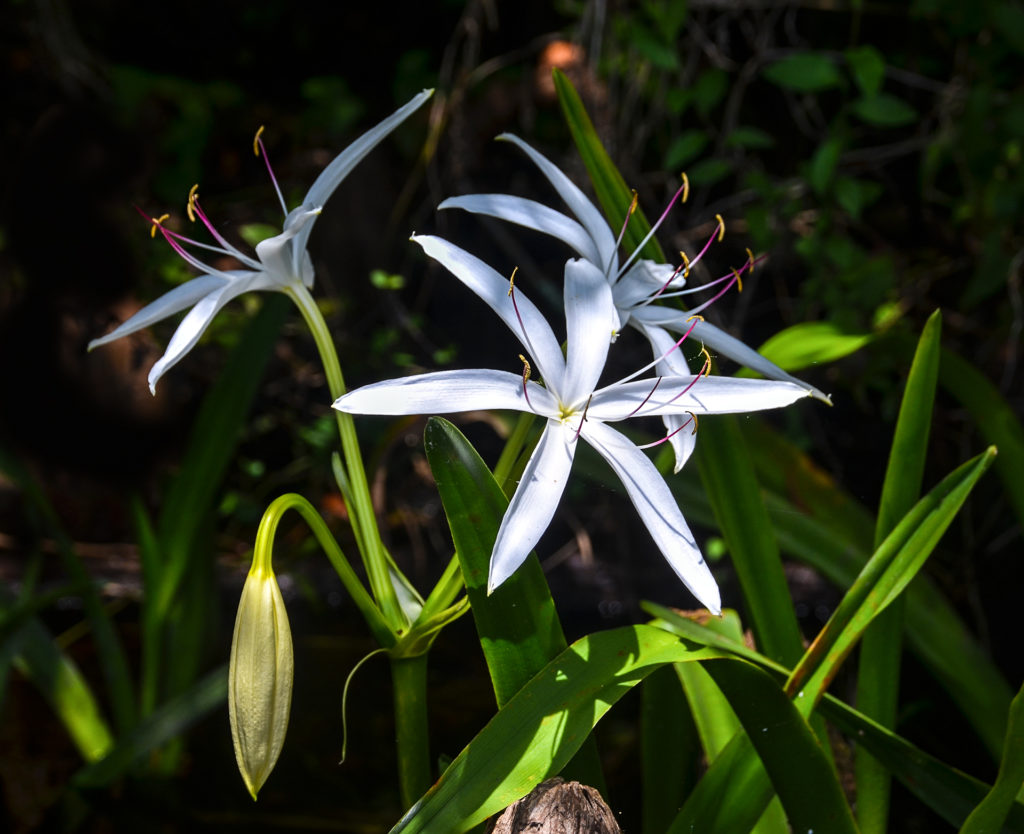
[856,309,941,833]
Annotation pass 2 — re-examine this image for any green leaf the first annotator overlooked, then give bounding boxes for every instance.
[692,68,729,118]
[938,346,1024,531]
[554,69,664,263]
[704,659,859,834]
[809,136,844,195]
[687,158,733,186]
[836,176,884,220]
[641,666,700,834]
[787,448,995,706]
[389,626,726,834]
[725,126,775,150]
[664,130,709,171]
[740,321,874,374]
[856,310,942,833]
[852,94,918,127]
[694,416,803,666]
[649,607,1024,830]
[845,45,887,97]
[73,666,227,787]
[424,417,566,707]
[9,615,114,763]
[762,53,844,92]
[960,680,1024,833]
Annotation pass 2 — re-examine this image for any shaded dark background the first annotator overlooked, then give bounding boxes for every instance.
[1,0,1022,831]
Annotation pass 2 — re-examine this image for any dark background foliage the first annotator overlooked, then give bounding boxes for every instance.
[1,0,1021,830]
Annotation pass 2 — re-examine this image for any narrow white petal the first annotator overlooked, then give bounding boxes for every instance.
[630,305,830,403]
[147,275,265,392]
[332,369,557,417]
[488,422,577,592]
[292,89,433,265]
[88,273,229,350]
[587,375,811,421]
[635,322,696,472]
[411,235,566,384]
[439,194,602,265]
[582,421,720,614]
[561,259,614,406]
[497,134,619,272]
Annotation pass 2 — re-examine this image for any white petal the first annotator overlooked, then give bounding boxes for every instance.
[332,369,557,417]
[635,322,696,472]
[411,235,566,384]
[439,194,602,265]
[488,421,577,592]
[256,210,318,289]
[88,273,229,350]
[292,89,433,266]
[147,274,268,392]
[588,375,811,421]
[630,306,830,403]
[581,421,720,614]
[561,259,614,406]
[613,260,683,310]
[497,134,619,272]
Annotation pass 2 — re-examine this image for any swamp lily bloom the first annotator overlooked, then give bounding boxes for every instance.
[89,89,433,393]
[333,236,813,613]
[439,134,829,470]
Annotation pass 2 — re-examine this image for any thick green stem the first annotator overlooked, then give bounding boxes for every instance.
[391,654,432,810]
[284,283,404,630]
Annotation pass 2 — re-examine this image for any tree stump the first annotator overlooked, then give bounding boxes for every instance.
[487,778,622,834]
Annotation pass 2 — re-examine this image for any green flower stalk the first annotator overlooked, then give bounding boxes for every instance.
[228,550,294,800]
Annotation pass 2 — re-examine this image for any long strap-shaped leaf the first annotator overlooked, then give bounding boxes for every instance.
[856,309,941,833]
[389,626,859,834]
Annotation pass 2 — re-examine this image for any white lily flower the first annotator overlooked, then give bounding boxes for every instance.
[89,89,433,393]
[334,236,813,614]
[438,134,829,470]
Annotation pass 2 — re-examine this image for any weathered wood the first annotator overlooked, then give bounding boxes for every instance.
[487,778,622,834]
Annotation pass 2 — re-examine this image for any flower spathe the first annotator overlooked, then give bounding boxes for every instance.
[333,236,814,614]
[438,133,830,470]
[88,89,433,393]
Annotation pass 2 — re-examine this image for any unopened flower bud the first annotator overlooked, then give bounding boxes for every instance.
[228,561,293,799]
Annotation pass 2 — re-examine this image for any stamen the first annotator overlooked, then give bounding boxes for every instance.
[518,353,534,410]
[680,172,690,204]
[625,376,662,418]
[680,251,691,278]
[186,184,199,222]
[507,266,518,297]
[149,213,170,238]
[732,267,743,293]
[715,214,726,242]
[617,178,691,282]
[746,247,755,272]
[253,125,288,217]
[698,345,712,378]
[574,394,593,438]
[636,412,697,449]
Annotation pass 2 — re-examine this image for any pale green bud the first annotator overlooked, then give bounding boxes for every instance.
[228,561,294,799]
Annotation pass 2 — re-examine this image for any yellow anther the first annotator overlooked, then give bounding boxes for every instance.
[715,213,726,242]
[680,172,690,204]
[687,411,699,435]
[628,190,639,217]
[518,353,531,384]
[680,250,691,278]
[745,247,755,272]
[732,267,743,293]
[700,345,712,376]
[186,184,199,222]
[508,266,519,297]
[253,125,266,157]
[150,213,170,238]
[685,314,705,324]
